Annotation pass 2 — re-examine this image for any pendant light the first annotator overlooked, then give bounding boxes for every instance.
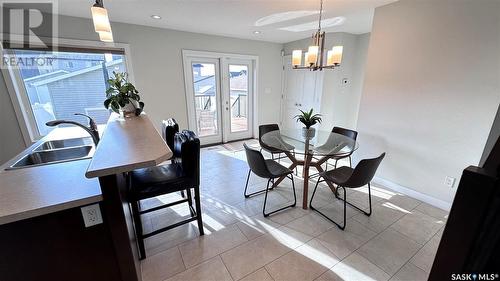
[91,0,113,42]
[292,0,343,71]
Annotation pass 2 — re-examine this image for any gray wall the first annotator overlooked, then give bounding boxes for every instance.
[480,104,500,166]
[0,14,284,164]
[283,32,370,131]
[355,0,500,204]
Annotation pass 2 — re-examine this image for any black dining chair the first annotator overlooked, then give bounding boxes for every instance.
[243,143,297,217]
[259,124,292,162]
[327,126,359,170]
[310,153,385,230]
[129,130,204,259]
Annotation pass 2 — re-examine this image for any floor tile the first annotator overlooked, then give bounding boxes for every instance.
[267,225,314,249]
[179,224,248,268]
[352,201,408,233]
[390,210,445,245]
[165,256,232,281]
[316,219,376,259]
[414,203,449,220]
[317,252,390,281]
[410,232,442,273]
[145,223,200,256]
[386,194,421,211]
[357,228,421,275]
[390,262,429,281]
[236,215,282,240]
[239,268,274,281]
[285,212,334,237]
[141,247,185,281]
[220,234,291,280]
[267,206,309,225]
[266,239,339,281]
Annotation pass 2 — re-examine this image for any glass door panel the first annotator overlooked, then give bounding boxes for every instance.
[192,63,219,137]
[228,64,249,133]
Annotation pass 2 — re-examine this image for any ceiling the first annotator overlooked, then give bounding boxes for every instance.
[56,0,397,43]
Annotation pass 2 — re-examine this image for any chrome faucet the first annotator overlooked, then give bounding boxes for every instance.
[46,113,100,145]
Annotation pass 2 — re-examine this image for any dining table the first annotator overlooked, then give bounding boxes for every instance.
[261,128,359,209]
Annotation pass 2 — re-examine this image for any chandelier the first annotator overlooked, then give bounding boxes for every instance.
[291,0,343,71]
[91,0,113,42]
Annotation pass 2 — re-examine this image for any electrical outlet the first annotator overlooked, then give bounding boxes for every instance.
[444,176,456,188]
[81,204,103,227]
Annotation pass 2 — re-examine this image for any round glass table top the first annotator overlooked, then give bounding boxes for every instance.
[261,129,359,157]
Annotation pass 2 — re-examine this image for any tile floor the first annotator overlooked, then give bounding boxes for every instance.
[140,139,448,281]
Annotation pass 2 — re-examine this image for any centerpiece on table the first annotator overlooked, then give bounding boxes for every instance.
[104,71,144,117]
[294,108,322,139]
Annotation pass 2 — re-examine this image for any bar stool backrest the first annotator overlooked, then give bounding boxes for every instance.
[174,130,200,186]
[162,118,179,152]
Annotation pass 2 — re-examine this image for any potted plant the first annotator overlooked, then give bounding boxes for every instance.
[294,108,322,139]
[104,71,144,117]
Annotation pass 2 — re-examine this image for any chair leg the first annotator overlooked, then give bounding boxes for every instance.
[310,180,346,230]
[131,201,146,259]
[334,159,338,169]
[334,183,372,216]
[244,169,270,197]
[348,156,352,168]
[186,188,195,216]
[293,150,298,175]
[263,175,296,217]
[194,185,204,235]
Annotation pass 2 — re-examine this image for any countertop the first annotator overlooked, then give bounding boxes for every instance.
[86,113,172,178]
[0,127,103,226]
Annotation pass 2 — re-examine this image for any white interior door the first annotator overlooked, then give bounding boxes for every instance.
[183,57,223,145]
[221,58,254,142]
[281,55,323,130]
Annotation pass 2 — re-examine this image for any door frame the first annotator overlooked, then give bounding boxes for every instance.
[182,50,259,144]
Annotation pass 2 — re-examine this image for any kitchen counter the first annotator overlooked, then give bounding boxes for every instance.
[0,127,102,225]
[86,113,172,178]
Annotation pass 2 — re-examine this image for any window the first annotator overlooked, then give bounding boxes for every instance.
[4,47,127,138]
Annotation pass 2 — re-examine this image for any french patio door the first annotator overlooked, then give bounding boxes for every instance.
[183,51,254,145]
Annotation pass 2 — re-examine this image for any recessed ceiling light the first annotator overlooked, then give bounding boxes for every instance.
[151,15,162,19]
[253,31,261,34]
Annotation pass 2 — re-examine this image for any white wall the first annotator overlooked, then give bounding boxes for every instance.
[356,0,500,205]
[283,32,370,131]
[0,14,284,164]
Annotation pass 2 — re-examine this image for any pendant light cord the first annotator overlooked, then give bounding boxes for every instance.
[318,0,323,32]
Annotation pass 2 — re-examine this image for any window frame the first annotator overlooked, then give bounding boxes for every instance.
[1,36,135,144]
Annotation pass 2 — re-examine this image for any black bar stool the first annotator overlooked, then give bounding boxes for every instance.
[129,130,204,259]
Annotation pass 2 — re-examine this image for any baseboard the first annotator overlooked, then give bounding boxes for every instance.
[372,177,452,211]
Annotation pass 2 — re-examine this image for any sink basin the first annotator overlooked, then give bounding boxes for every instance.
[33,137,93,151]
[7,146,93,170]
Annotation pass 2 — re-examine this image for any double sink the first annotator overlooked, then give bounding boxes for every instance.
[7,137,95,170]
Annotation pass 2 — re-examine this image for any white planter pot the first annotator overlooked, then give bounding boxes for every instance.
[120,100,139,117]
[302,127,316,139]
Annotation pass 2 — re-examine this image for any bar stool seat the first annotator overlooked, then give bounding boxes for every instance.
[130,163,194,200]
